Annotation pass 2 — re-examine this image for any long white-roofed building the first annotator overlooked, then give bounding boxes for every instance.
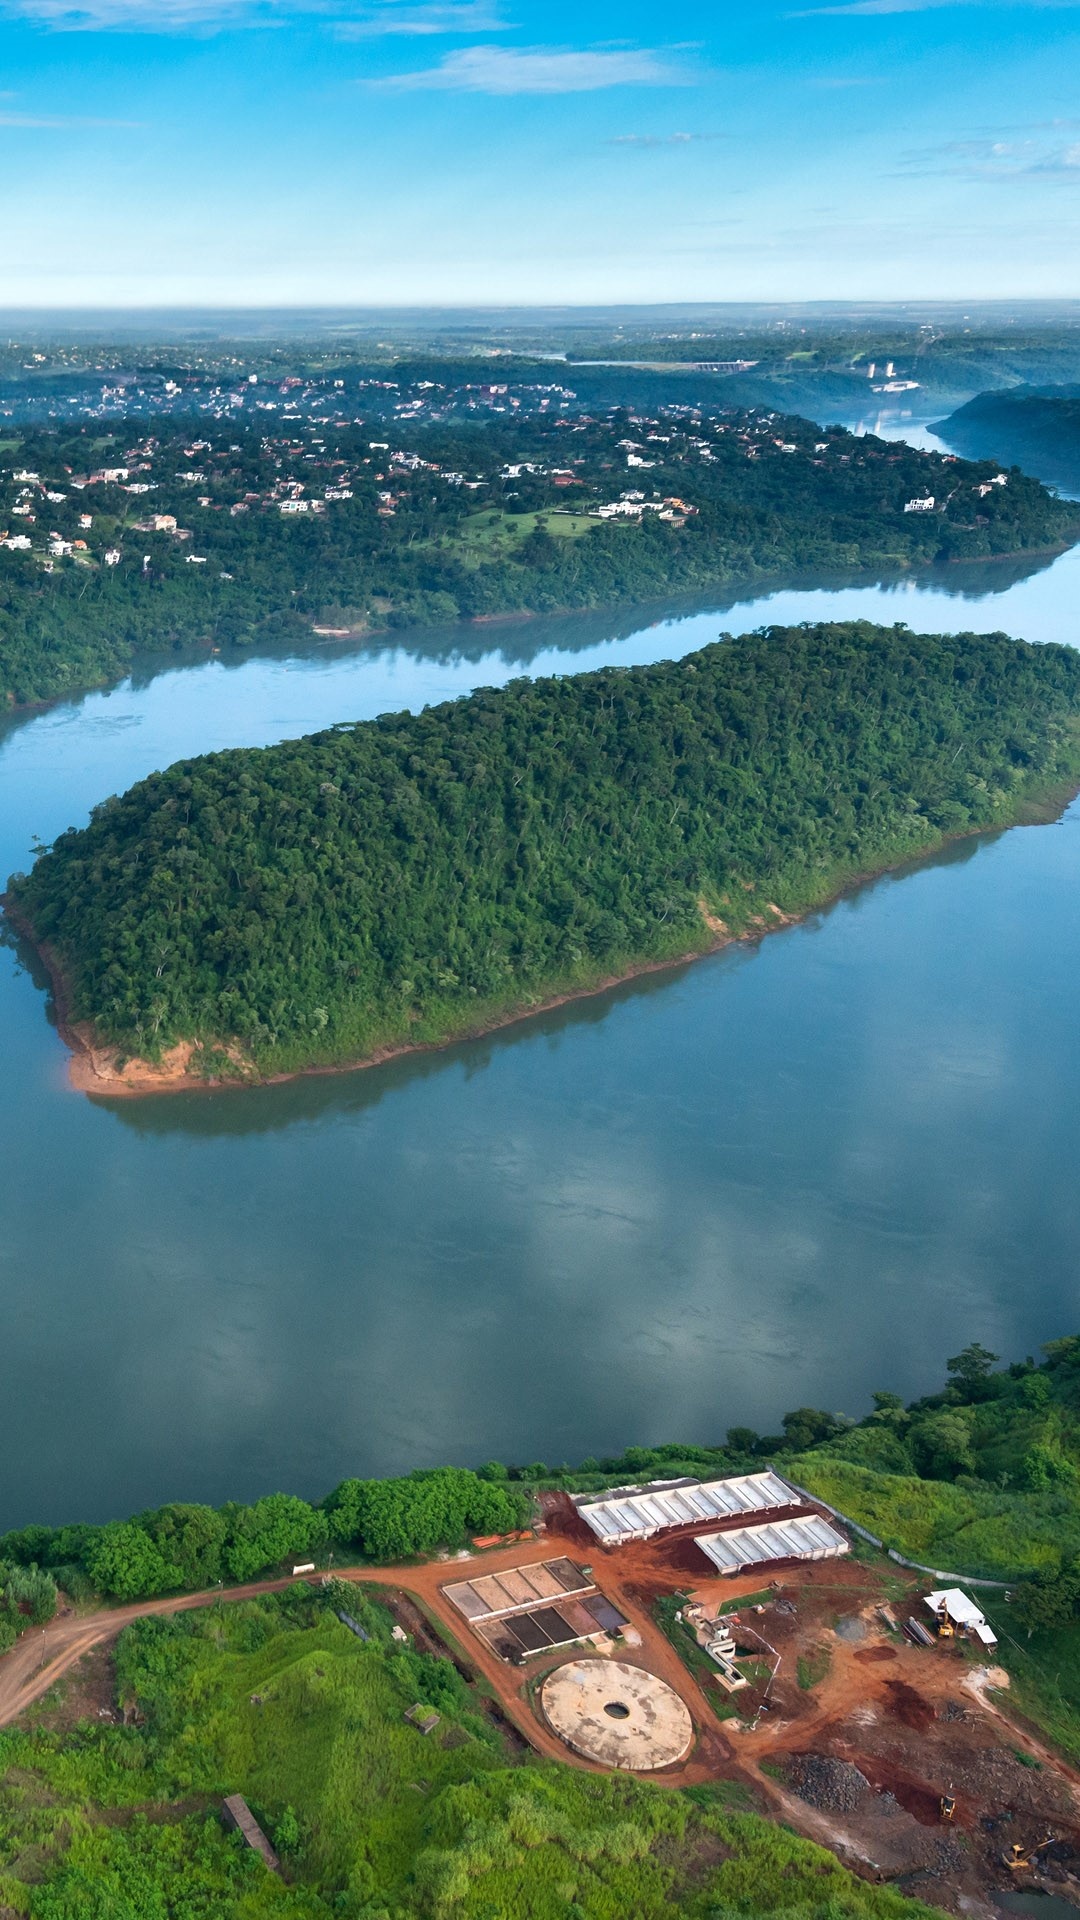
[694,1512,849,1577]
[574,1471,802,1547]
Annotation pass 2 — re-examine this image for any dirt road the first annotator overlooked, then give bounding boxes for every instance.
[0,1531,748,1782]
[7,1531,1080,1911]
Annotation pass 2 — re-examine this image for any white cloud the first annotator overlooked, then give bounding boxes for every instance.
[0,0,330,27]
[373,43,698,93]
[609,130,721,147]
[337,1,508,34]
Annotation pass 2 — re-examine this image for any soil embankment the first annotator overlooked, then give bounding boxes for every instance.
[13,786,1078,1101]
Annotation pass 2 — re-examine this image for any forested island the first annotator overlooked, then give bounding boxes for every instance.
[939,384,1080,497]
[9,620,1080,1093]
[2,398,1075,706]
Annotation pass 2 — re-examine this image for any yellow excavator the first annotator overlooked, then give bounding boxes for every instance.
[1004,1833,1056,1871]
[939,1791,956,1822]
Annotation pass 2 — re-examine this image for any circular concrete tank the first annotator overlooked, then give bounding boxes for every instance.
[541,1659,694,1770]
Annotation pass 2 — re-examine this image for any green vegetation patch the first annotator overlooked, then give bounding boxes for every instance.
[797,1646,832,1691]
[778,1338,1080,1763]
[651,1594,721,1692]
[11,622,1080,1079]
[450,509,596,555]
[0,1468,529,1611]
[0,1586,943,1920]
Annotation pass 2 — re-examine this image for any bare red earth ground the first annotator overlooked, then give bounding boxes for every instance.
[3,1522,1080,1909]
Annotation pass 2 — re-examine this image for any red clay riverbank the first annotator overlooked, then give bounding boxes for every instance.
[15,900,797,1099]
[8,780,1078,1101]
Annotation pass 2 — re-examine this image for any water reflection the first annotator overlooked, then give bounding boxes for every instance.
[3,521,1080,1525]
[0,548,1066,775]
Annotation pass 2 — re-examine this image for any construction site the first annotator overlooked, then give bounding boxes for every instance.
[5,1468,1080,1915]
[392,1471,1080,1915]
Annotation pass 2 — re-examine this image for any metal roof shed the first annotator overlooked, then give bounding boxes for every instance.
[694,1512,849,1576]
[924,1590,998,1647]
[575,1471,800,1547]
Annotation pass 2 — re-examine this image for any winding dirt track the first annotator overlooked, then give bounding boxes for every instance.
[0,1530,747,1784]
[10,1529,1080,1913]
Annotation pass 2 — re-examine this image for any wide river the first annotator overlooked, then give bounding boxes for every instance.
[3,531,1080,1527]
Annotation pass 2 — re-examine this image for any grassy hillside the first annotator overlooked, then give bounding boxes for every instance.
[0,1585,940,1920]
[783,1337,1080,1761]
[9,621,1080,1084]
[791,1338,1080,1581]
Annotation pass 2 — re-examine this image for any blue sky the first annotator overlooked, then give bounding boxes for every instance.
[0,0,1078,304]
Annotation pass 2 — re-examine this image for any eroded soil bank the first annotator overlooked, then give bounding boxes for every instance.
[12,785,1075,1100]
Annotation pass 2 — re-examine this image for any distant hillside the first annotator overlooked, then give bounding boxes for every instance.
[938,385,1080,497]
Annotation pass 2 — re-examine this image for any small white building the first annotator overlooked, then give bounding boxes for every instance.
[924,1589,998,1648]
[904,496,936,513]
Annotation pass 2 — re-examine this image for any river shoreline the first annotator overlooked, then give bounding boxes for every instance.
[10,779,1077,1101]
[5,531,1078,723]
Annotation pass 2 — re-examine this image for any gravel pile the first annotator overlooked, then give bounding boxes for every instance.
[786,1754,871,1813]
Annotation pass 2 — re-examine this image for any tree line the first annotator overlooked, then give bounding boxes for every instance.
[0,1466,530,1609]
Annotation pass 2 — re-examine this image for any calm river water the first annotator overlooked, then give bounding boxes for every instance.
[4,541,1080,1528]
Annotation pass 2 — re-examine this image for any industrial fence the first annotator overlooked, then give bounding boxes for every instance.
[778,1475,1012,1591]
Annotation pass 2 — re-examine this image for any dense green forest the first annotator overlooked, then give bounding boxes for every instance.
[2,402,1074,705]
[0,1584,939,1920]
[10,621,1080,1081]
[939,385,1080,497]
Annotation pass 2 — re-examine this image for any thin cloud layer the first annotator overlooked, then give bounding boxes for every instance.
[337,1,507,35]
[609,131,721,147]
[374,43,697,92]
[796,0,1080,14]
[0,0,354,26]
[899,128,1080,176]
[1,0,500,26]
